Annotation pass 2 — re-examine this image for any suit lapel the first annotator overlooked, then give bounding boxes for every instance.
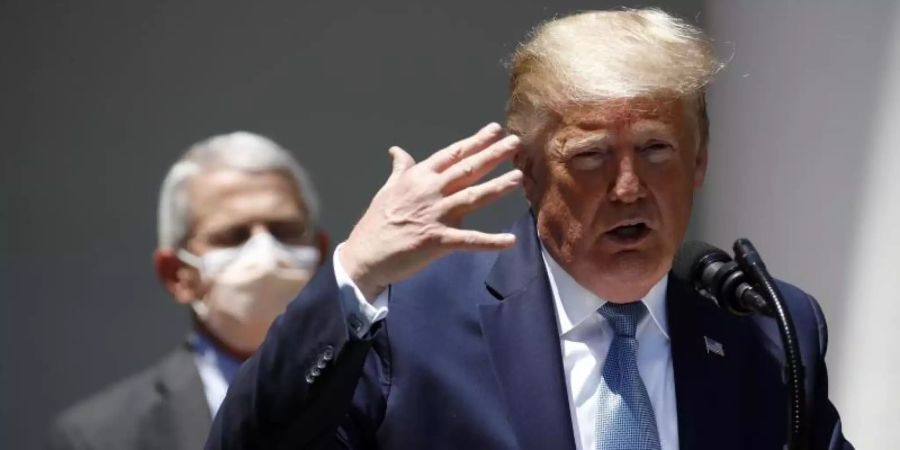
[477,212,769,449]
[667,276,757,450]
[141,342,213,450]
[479,213,577,450]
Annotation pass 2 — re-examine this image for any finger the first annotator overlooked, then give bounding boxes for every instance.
[438,228,517,251]
[385,145,416,185]
[438,169,523,217]
[438,134,521,194]
[423,122,504,172]
[390,146,416,172]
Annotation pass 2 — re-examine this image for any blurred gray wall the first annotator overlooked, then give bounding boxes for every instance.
[701,1,900,447]
[0,1,704,448]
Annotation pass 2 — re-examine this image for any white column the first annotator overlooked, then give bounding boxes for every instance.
[832,12,900,447]
[702,2,900,447]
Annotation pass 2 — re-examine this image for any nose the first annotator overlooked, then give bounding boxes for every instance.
[608,155,646,203]
[249,224,270,237]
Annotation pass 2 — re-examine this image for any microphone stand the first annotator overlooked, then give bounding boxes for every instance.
[733,239,807,450]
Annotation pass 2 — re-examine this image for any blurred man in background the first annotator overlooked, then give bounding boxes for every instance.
[49,132,327,450]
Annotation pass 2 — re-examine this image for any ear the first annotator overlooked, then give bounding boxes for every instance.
[154,249,202,305]
[313,230,330,267]
[693,143,708,189]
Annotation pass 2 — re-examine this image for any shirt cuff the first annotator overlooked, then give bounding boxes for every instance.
[333,243,389,338]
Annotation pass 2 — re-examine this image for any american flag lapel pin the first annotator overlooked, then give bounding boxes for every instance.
[704,336,725,357]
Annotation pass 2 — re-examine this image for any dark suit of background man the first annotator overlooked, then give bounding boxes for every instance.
[49,132,329,450]
[208,9,852,450]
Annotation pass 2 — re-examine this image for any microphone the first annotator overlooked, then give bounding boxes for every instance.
[675,239,806,449]
[672,241,771,316]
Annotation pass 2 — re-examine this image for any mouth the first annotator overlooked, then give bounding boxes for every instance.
[604,220,652,245]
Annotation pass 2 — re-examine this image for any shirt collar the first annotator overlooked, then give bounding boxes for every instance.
[539,244,670,340]
[189,332,242,384]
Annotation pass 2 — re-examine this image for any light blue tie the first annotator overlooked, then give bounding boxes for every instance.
[595,302,661,450]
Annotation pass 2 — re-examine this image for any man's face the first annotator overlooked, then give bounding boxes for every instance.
[163,168,316,306]
[519,96,707,302]
[163,168,319,357]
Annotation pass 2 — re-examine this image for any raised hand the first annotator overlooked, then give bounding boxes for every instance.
[339,122,523,300]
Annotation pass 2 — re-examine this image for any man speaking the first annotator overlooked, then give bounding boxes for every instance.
[207,9,851,450]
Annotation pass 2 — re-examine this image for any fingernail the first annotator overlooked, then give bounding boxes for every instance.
[504,135,520,146]
[483,122,502,134]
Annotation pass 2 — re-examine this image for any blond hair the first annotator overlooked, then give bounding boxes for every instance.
[507,8,723,148]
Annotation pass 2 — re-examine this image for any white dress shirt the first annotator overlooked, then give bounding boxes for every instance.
[540,247,678,450]
[191,333,242,418]
[333,243,389,338]
[334,244,678,449]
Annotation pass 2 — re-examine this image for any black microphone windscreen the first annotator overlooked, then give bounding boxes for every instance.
[672,240,725,283]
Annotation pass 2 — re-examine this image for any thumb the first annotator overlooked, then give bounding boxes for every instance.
[388,146,416,174]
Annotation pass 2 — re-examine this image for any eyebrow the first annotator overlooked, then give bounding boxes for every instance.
[559,133,614,156]
[629,120,678,143]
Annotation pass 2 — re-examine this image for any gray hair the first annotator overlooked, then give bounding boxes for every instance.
[157,131,320,249]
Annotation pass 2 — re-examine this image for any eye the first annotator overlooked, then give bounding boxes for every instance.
[208,226,251,248]
[268,221,309,245]
[568,149,610,171]
[639,141,675,164]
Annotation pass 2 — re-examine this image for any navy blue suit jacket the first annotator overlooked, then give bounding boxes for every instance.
[207,213,852,449]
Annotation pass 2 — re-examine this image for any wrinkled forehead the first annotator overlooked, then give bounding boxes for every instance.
[538,95,702,151]
[556,95,697,129]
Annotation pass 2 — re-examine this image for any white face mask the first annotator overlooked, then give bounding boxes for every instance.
[178,232,320,355]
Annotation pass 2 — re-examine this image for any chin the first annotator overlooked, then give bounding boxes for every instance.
[590,250,669,302]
